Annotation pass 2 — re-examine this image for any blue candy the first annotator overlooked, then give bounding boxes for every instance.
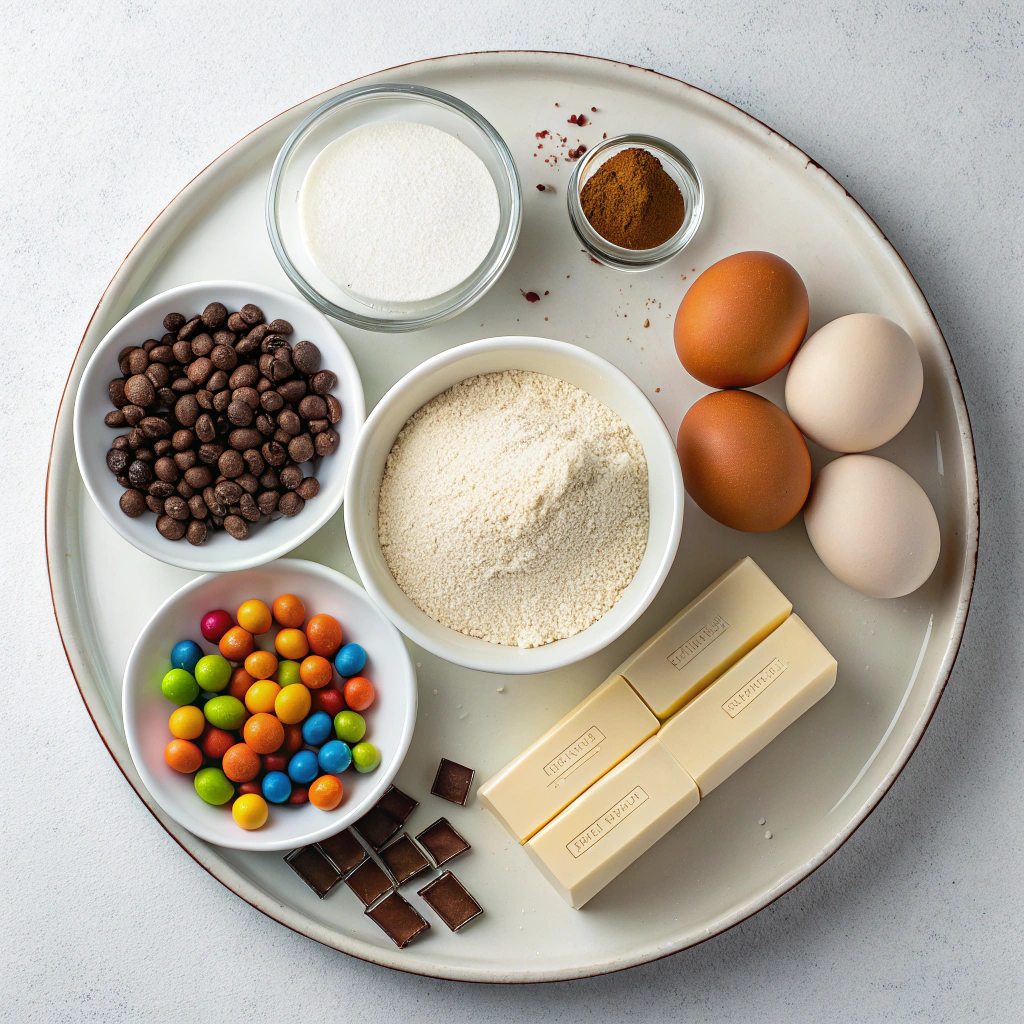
[334,643,367,678]
[171,639,203,675]
[262,771,292,804]
[287,749,319,785]
[318,739,352,774]
[301,711,333,747]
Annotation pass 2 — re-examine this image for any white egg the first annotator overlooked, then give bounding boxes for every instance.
[785,313,923,452]
[803,455,940,599]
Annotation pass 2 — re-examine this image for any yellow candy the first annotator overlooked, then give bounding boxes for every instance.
[168,705,205,740]
[245,679,281,714]
[275,683,312,725]
[232,793,269,830]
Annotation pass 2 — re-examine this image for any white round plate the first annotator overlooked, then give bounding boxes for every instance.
[122,558,417,851]
[73,280,366,572]
[47,52,977,982]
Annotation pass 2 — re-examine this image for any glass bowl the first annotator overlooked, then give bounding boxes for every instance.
[567,133,703,271]
[267,83,522,333]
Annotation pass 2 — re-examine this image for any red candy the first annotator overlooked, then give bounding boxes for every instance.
[263,752,287,773]
[288,786,309,805]
[201,609,235,643]
[282,724,304,756]
[237,781,262,796]
[201,726,236,760]
[311,686,345,717]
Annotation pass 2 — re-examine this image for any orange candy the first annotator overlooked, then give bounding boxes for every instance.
[244,649,279,681]
[222,742,261,782]
[306,614,342,657]
[272,593,306,629]
[309,774,344,811]
[164,739,203,774]
[243,712,285,754]
[343,676,375,712]
[275,627,309,661]
[300,655,333,690]
[236,599,273,635]
[227,666,256,701]
[220,626,255,661]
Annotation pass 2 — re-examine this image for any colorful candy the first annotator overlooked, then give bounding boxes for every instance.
[334,710,366,744]
[194,766,234,805]
[154,593,383,831]
[343,676,375,712]
[171,639,203,674]
[161,668,199,706]
[204,695,247,731]
[232,793,269,830]
[334,642,367,677]
[194,654,232,693]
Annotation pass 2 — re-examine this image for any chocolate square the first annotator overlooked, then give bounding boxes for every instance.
[317,828,367,875]
[376,784,418,824]
[380,835,431,885]
[285,845,342,899]
[353,805,403,849]
[345,857,395,907]
[430,758,475,806]
[415,817,471,868]
[365,892,431,948]
[418,871,483,932]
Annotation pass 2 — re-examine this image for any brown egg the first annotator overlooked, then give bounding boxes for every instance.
[674,251,809,387]
[676,389,811,532]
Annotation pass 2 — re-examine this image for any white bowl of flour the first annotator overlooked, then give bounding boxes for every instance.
[345,337,684,674]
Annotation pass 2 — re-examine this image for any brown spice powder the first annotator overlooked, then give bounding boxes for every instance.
[580,147,685,250]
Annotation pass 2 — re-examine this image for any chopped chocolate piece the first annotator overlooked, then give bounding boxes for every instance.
[380,835,431,885]
[284,845,342,899]
[376,784,418,824]
[353,806,403,849]
[345,858,394,907]
[416,817,471,868]
[431,758,475,806]
[418,871,483,932]
[365,892,430,948]
[317,829,367,875]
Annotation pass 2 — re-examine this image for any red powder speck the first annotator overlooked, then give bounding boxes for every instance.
[568,114,578,124]
[535,130,549,138]
[555,102,559,107]
[577,113,587,126]
[521,290,540,303]
[591,106,597,112]
[603,132,607,138]
[544,290,549,295]
[655,387,661,392]
[536,184,546,191]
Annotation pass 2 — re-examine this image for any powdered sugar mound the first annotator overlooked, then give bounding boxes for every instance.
[378,370,650,648]
[298,121,499,304]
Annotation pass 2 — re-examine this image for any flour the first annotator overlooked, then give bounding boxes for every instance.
[298,120,499,304]
[377,370,650,648]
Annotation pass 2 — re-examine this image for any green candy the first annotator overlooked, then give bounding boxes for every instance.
[334,710,366,744]
[352,742,380,773]
[276,660,301,688]
[204,695,247,730]
[194,767,234,806]
[194,654,232,693]
[161,668,199,706]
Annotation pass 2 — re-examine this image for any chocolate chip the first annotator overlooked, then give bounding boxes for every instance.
[229,364,259,390]
[223,514,248,539]
[298,395,327,420]
[279,464,303,491]
[227,400,253,427]
[164,495,189,521]
[228,427,261,451]
[106,449,130,475]
[104,410,126,427]
[314,430,338,457]
[153,457,178,483]
[128,460,153,488]
[195,413,216,443]
[276,379,306,403]
[163,312,186,333]
[186,520,208,545]
[210,345,237,371]
[191,333,214,358]
[157,514,186,540]
[218,449,245,478]
[287,434,314,463]
[295,477,320,501]
[291,340,321,375]
[256,490,279,514]
[202,302,228,330]
[268,319,293,335]
[277,491,304,516]
[239,493,260,522]
[325,395,342,424]
[187,357,213,386]
[119,489,146,517]
[226,312,248,332]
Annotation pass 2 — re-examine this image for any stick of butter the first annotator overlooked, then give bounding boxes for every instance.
[479,558,791,844]
[618,556,792,720]
[525,615,837,908]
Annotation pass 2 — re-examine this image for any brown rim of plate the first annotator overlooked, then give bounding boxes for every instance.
[45,50,979,985]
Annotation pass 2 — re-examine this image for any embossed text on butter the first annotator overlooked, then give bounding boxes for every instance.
[543,727,606,785]
[667,615,730,671]
[722,658,787,718]
[566,786,649,857]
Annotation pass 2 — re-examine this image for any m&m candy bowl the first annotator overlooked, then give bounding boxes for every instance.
[123,558,416,852]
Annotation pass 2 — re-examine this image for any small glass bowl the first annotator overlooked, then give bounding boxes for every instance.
[267,83,522,333]
[567,133,703,272]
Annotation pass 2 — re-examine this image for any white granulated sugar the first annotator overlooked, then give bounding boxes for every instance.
[298,120,500,304]
[378,370,650,648]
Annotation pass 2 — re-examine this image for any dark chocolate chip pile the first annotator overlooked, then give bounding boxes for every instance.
[103,302,342,545]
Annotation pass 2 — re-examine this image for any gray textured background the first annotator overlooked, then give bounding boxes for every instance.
[3,1,1021,1020]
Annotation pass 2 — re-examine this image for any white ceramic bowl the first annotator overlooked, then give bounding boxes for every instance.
[345,337,684,674]
[74,281,365,572]
[122,559,416,852]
